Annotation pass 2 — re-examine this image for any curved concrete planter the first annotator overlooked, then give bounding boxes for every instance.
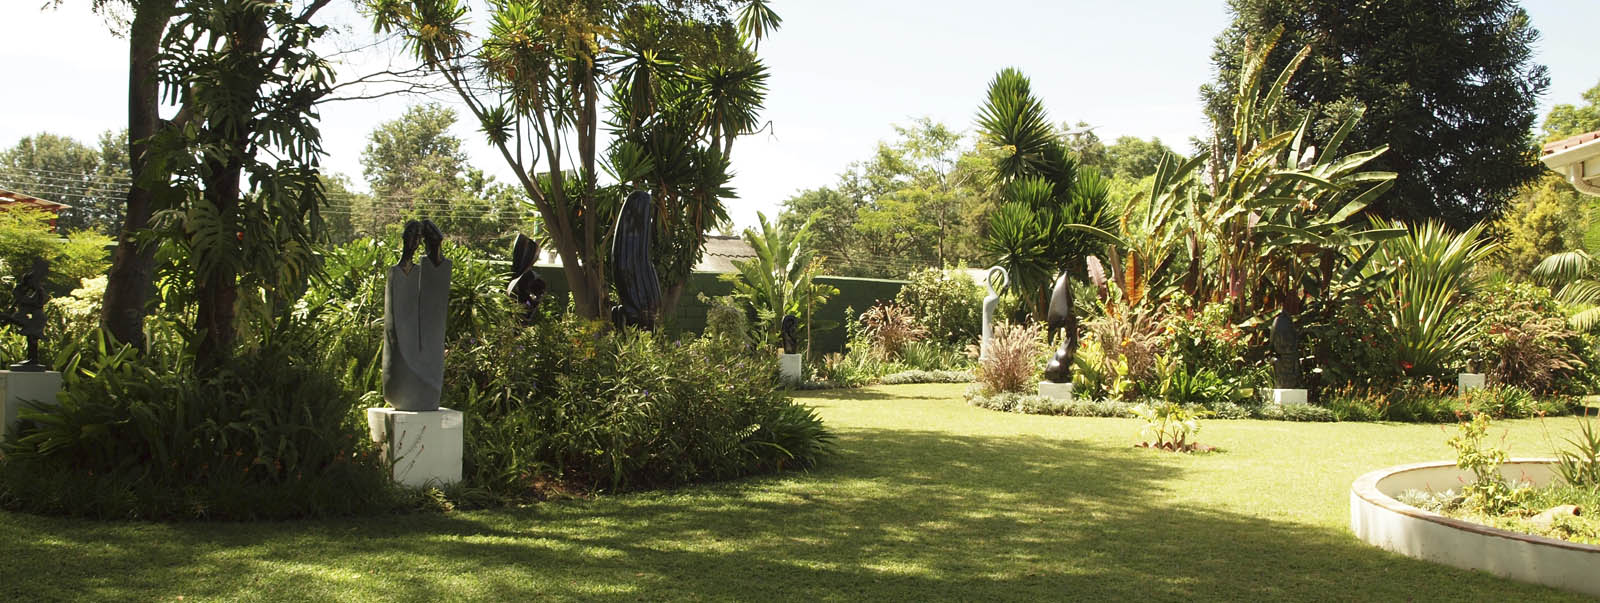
[1350,459,1599,596]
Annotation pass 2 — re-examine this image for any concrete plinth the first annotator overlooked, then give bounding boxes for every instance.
[367,407,463,488]
[0,370,61,438]
[1272,388,1308,405]
[1037,381,1074,401]
[779,353,803,385]
[1459,373,1486,394]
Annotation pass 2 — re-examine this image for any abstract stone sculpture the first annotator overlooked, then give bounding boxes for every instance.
[610,190,661,331]
[980,266,1008,360]
[0,259,48,372]
[507,233,547,324]
[1041,271,1078,384]
[1270,309,1301,389]
[383,219,451,412]
[779,314,799,354]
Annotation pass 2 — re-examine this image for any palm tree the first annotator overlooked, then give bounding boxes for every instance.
[975,68,1113,319]
[1533,249,1600,332]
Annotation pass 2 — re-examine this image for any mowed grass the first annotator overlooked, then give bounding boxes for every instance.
[1,383,1593,601]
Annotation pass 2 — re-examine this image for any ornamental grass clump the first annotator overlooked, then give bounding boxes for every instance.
[975,322,1042,395]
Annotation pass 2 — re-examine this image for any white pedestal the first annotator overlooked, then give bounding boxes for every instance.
[0,370,61,438]
[1459,373,1486,394]
[1038,381,1074,401]
[1272,388,1308,405]
[779,353,802,385]
[367,407,463,488]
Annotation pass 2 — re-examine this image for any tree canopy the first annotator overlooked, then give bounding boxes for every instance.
[1201,0,1550,230]
[0,130,128,234]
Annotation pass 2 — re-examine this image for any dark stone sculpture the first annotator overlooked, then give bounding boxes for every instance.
[0,259,48,372]
[1042,271,1078,384]
[383,219,451,412]
[1271,309,1301,389]
[779,314,799,354]
[609,190,661,331]
[507,233,546,324]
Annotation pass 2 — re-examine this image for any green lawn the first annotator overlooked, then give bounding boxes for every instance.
[1,383,1593,601]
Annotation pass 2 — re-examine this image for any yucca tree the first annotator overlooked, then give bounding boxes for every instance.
[368,0,771,322]
[1365,219,1498,376]
[723,212,838,350]
[976,68,1113,319]
[1533,249,1600,332]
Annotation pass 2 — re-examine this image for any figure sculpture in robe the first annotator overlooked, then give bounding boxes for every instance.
[980,266,1008,360]
[1041,271,1078,384]
[0,259,48,372]
[506,233,547,324]
[1271,309,1301,389]
[610,190,661,331]
[383,220,451,412]
[779,314,799,354]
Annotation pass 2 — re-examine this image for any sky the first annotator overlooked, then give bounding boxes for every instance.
[1,1,1596,231]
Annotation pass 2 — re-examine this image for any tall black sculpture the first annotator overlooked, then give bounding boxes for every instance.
[1041,271,1078,384]
[1270,309,1301,389]
[779,314,799,354]
[610,190,661,331]
[507,233,546,324]
[0,259,48,372]
[383,219,451,411]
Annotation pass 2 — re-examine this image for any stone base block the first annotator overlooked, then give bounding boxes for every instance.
[367,407,463,488]
[1459,373,1486,394]
[779,353,803,385]
[1272,388,1308,405]
[0,370,61,438]
[1038,381,1074,400]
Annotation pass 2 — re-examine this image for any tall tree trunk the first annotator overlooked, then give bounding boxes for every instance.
[101,1,176,349]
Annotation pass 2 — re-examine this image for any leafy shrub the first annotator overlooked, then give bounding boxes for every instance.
[895,267,983,344]
[1460,384,1541,419]
[858,302,927,358]
[1459,282,1586,394]
[0,324,400,519]
[1385,381,1466,423]
[444,316,832,495]
[974,322,1042,395]
[701,293,751,348]
[1301,293,1405,391]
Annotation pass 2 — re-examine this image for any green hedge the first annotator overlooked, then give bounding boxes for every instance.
[532,267,908,354]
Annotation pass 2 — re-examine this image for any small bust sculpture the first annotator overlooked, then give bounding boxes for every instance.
[382,219,451,411]
[1041,270,1078,384]
[1271,309,1301,389]
[506,233,547,324]
[610,190,661,331]
[779,314,799,354]
[1,259,48,372]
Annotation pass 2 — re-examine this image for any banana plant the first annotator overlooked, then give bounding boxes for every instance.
[723,212,839,351]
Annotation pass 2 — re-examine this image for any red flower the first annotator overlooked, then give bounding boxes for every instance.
[1401,361,1413,370]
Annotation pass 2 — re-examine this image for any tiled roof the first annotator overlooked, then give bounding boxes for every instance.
[1543,130,1600,155]
[0,188,71,210]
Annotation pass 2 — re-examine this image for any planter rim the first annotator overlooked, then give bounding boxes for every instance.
[1351,458,1597,553]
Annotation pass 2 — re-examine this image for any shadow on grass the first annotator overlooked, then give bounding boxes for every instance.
[797,386,953,402]
[0,426,1582,601]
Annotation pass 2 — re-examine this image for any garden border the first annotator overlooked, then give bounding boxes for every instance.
[1349,459,1600,597]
